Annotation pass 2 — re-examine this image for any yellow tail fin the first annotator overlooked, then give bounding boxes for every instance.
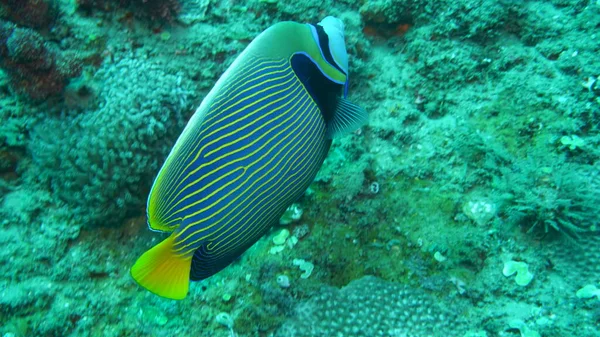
[130,235,192,300]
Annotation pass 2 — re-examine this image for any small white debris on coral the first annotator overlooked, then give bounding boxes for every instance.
[434,251,447,263]
[582,75,598,91]
[215,312,234,329]
[462,199,496,226]
[269,245,285,255]
[276,275,291,288]
[272,229,290,245]
[503,260,534,287]
[449,276,466,295]
[279,204,303,225]
[369,181,380,194]
[293,259,314,279]
[576,284,600,300]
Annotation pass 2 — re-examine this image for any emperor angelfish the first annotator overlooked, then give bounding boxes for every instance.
[130,16,367,300]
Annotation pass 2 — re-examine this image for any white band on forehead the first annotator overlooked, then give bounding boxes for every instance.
[318,16,349,76]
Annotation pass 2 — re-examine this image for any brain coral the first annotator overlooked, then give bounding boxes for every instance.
[275,276,465,337]
[29,52,196,226]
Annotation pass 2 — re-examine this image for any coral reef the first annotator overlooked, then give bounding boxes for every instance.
[0,0,56,29]
[0,0,600,336]
[551,233,600,283]
[28,52,195,226]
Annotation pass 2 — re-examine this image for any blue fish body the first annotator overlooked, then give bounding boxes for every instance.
[131,17,367,299]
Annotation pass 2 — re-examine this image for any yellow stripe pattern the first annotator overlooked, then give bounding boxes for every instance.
[147,57,330,280]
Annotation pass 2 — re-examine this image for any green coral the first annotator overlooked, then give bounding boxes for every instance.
[560,135,585,150]
[495,153,600,238]
[28,53,196,226]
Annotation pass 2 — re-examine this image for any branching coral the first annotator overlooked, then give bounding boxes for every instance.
[495,154,600,238]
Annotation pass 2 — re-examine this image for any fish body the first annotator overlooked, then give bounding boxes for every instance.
[131,17,367,299]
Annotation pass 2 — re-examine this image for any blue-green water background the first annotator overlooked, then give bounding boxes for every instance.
[1,0,599,336]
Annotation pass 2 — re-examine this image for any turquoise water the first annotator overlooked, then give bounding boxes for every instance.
[1,0,599,336]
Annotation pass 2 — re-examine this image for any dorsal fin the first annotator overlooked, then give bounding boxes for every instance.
[325,97,368,139]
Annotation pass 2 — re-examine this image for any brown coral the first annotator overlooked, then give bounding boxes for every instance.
[0,0,56,29]
[76,0,181,22]
[0,21,82,100]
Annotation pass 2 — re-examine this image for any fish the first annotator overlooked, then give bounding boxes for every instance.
[130,16,368,300]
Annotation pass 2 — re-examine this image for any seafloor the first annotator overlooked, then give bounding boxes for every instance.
[1,0,599,336]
